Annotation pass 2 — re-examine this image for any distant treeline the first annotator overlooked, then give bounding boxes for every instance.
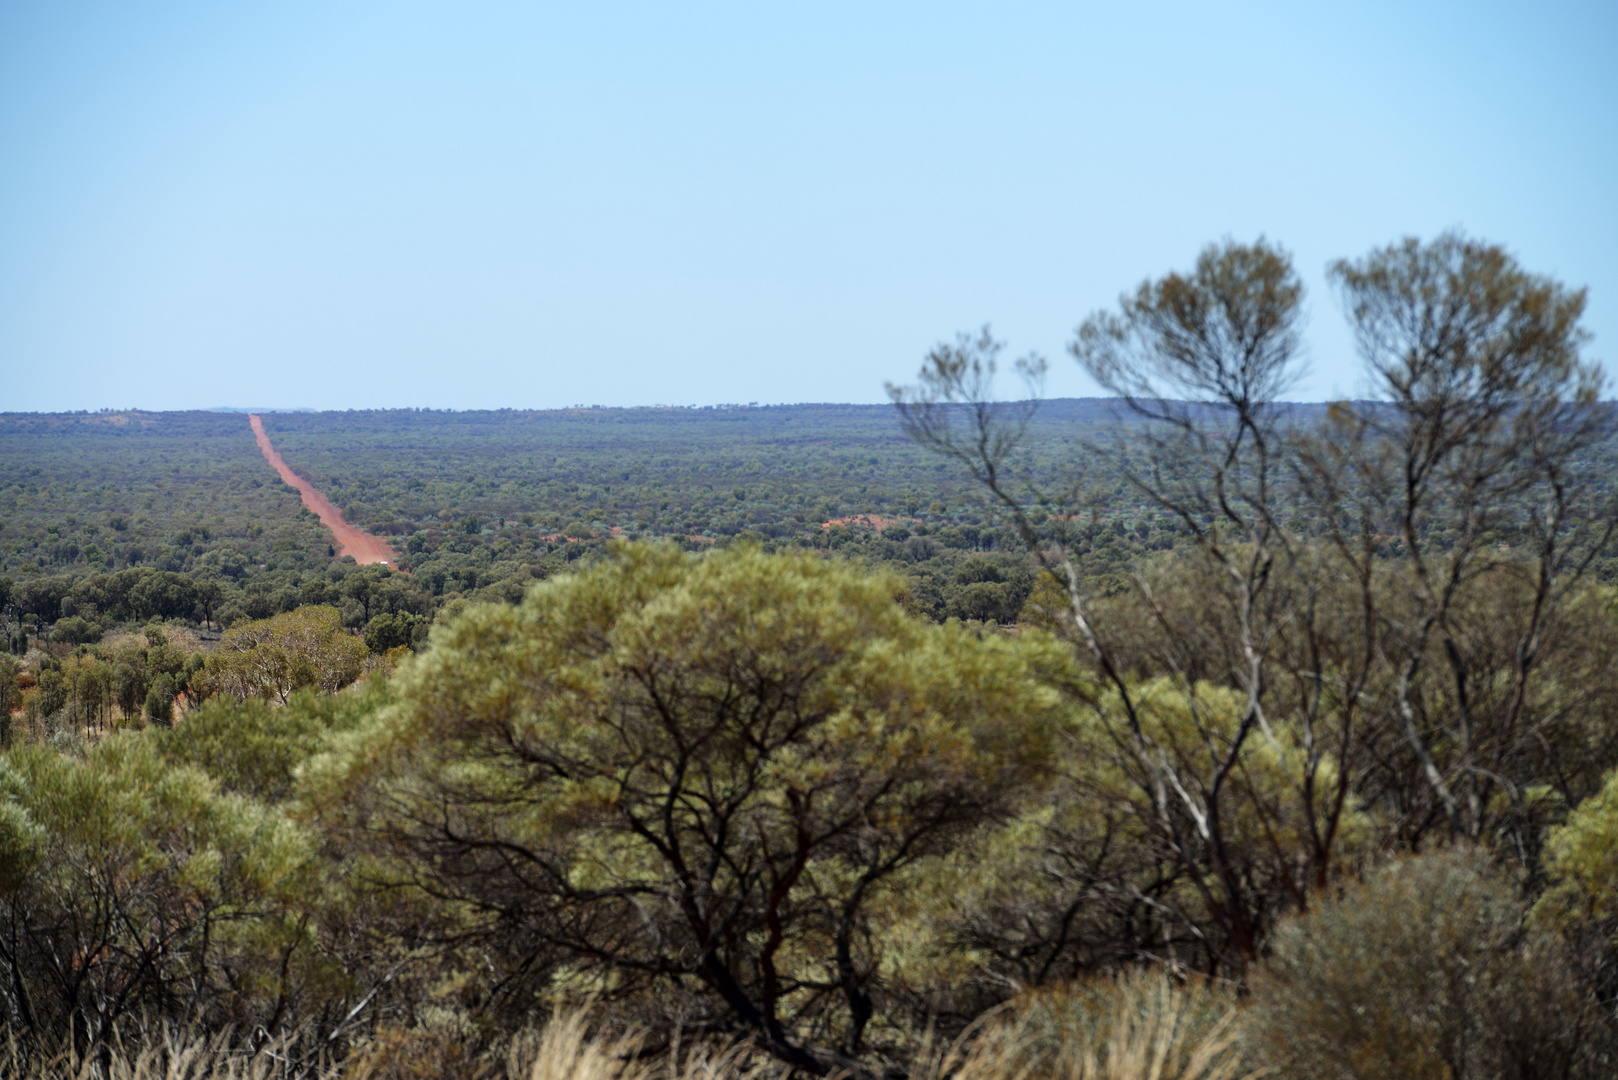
[8,399,1618,651]
[0,411,331,579]
[0,402,1205,645]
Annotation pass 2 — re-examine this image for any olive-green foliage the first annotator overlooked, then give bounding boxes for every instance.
[1538,765,1618,931]
[893,234,1618,986]
[144,672,176,724]
[0,403,1219,651]
[0,655,17,723]
[203,605,369,704]
[47,615,101,645]
[7,394,1618,651]
[259,403,1118,548]
[1249,846,1611,1080]
[158,687,377,802]
[0,734,316,1051]
[0,410,441,645]
[363,610,430,654]
[259,404,1179,620]
[943,558,1618,988]
[3,630,200,743]
[310,541,1066,1069]
[0,411,331,580]
[3,559,432,646]
[2,542,1616,1077]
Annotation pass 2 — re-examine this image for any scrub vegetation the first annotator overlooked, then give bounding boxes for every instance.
[4,233,1618,1080]
[0,400,1174,650]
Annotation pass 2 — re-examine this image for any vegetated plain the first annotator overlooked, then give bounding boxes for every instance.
[0,399,1185,646]
[6,234,1618,1080]
[9,400,1618,645]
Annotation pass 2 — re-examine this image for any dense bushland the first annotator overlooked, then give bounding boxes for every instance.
[0,403,1145,646]
[4,232,1618,1079]
[0,412,332,581]
[2,542,1617,1077]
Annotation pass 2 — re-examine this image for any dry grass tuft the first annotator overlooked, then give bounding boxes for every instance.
[993,970,1266,1080]
[0,1026,328,1080]
[0,980,1264,1080]
[500,1011,788,1080]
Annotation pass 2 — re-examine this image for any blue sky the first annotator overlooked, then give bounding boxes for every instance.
[1,1,1614,411]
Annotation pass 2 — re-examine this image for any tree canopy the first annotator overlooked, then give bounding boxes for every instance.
[309,542,1066,1073]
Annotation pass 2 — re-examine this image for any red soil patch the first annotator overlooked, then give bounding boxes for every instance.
[250,415,399,567]
[820,514,918,533]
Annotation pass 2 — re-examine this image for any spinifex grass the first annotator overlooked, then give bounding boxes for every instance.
[0,974,1262,1080]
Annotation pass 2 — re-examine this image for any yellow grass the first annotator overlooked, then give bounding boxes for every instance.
[0,974,1267,1080]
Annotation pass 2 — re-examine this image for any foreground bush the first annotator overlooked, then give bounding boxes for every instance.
[1249,845,1612,1080]
[5,541,1617,1076]
[308,542,1069,1074]
[0,736,317,1052]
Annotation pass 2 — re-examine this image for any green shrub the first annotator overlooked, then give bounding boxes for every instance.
[1538,766,1618,929]
[158,688,378,802]
[0,735,318,1053]
[0,656,17,718]
[1249,845,1613,1080]
[144,673,175,725]
[363,611,427,654]
[48,615,102,645]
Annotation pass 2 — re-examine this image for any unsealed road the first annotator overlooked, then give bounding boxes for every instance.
[250,414,398,566]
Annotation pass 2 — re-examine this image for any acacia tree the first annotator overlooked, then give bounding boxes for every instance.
[890,234,1613,974]
[309,542,1062,1075]
[195,575,224,632]
[0,736,316,1056]
[1310,234,1613,849]
[0,577,15,652]
[892,240,1338,969]
[203,605,368,704]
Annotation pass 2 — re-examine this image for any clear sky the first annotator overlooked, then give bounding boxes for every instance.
[2,1,1614,412]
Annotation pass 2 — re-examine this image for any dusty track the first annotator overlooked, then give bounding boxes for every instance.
[250,415,398,566]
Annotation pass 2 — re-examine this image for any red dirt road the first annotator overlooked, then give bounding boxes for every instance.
[249,415,398,566]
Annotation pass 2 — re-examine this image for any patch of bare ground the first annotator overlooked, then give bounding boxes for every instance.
[249,415,398,566]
